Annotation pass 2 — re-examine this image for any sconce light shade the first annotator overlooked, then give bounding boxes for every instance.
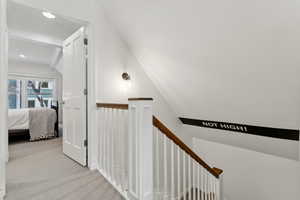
[122,72,131,80]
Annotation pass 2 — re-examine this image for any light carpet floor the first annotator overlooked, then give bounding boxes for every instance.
[6,138,124,200]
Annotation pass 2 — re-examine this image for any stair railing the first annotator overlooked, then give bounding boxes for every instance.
[97,98,223,200]
[96,103,129,198]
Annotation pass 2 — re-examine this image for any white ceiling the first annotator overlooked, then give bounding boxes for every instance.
[8,37,61,66]
[100,0,300,128]
[8,1,83,45]
[7,1,84,66]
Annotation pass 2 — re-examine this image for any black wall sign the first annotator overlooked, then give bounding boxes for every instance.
[179,118,299,141]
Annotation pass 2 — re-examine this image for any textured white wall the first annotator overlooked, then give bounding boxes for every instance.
[193,138,300,200]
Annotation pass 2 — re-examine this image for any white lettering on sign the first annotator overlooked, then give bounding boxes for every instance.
[220,123,247,132]
[202,121,218,128]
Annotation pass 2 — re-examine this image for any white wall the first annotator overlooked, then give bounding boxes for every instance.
[193,138,300,200]
[53,58,63,124]
[10,0,184,167]
[93,4,183,139]
[185,125,299,160]
[8,60,59,78]
[99,0,300,159]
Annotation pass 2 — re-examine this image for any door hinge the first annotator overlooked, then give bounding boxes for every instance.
[84,140,87,147]
[84,38,88,45]
[84,89,87,95]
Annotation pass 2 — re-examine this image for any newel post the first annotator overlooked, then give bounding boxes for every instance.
[128,98,154,200]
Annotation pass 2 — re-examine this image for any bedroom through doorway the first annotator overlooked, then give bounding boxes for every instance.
[5,1,89,199]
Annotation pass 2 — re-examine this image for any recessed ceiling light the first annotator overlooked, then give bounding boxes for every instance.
[42,11,56,19]
[19,54,26,58]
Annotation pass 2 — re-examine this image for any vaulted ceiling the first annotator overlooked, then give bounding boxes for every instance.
[100,0,300,128]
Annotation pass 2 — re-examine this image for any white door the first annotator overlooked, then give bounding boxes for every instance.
[62,27,87,166]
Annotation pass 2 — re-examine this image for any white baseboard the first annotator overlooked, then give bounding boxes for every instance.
[89,161,98,171]
[0,189,5,200]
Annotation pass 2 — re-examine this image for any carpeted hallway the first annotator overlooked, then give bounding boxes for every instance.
[5,138,124,200]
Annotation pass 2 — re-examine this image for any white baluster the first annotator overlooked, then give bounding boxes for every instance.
[201,167,204,200]
[111,109,115,183]
[155,128,160,198]
[171,141,174,199]
[197,165,201,200]
[213,178,217,200]
[97,109,101,170]
[192,161,195,200]
[183,153,186,200]
[104,108,108,176]
[109,108,113,179]
[163,134,168,199]
[177,147,181,200]
[123,110,129,190]
[116,109,121,187]
[120,109,124,189]
[204,169,208,200]
[188,157,191,200]
[101,108,105,171]
[207,174,210,200]
[206,172,209,200]
[108,108,112,180]
[210,175,212,200]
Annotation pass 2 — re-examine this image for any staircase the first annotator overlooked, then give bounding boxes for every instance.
[96,98,224,200]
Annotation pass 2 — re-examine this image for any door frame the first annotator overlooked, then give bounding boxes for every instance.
[0,0,7,198]
[0,1,97,197]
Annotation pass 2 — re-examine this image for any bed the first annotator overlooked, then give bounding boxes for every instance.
[8,105,59,141]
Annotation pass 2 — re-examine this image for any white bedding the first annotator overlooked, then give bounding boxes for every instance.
[8,108,57,141]
[8,108,30,130]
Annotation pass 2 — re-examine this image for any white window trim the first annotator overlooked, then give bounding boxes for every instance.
[8,77,56,109]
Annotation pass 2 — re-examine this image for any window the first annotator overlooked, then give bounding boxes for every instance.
[8,79,22,109]
[27,80,54,108]
[41,82,49,88]
[44,100,49,107]
[28,100,35,108]
[8,78,55,109]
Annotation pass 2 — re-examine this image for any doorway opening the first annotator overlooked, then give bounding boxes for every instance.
[5,1,89,199]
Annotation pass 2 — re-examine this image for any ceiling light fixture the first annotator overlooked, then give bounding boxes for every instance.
[19,54,26,58]
[42,11,56,19]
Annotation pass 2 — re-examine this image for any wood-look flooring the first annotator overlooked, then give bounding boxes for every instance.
[5,138,124,200]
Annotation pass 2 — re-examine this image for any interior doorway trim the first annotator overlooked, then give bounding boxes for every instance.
[1,1,97,197]
[0,0,8,198]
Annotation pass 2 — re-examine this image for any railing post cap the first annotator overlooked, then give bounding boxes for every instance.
[128,98,153,101]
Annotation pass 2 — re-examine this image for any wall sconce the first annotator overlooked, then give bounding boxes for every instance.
[120,72,131,93]
[122,72,131,81]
